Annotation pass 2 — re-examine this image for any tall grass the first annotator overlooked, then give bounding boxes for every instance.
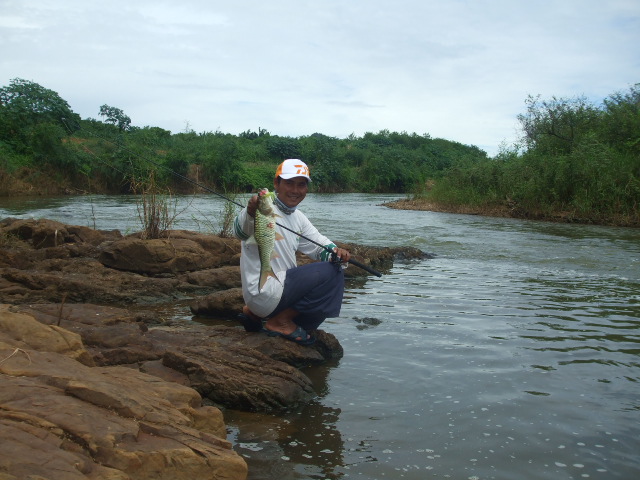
[131,170,180,239]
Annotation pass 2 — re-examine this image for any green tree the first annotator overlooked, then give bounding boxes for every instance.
[99,104,131,132]
[517,94,601,155]
[200,133,242,190]
[266,136,301,160]
[601,83,640,154]
[0,78,81,152]
[0,78,80,129]
[299,133,345,190]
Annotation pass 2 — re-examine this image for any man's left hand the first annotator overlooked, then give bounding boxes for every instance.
[333,247,351,263]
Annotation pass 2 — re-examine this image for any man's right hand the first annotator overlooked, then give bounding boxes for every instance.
[247,195,259,218]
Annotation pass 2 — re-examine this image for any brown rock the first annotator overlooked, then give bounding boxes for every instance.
[14,303,341,411]
[16,303,167,366]
[163,344,316,411]
[189,287,245,317]
[0,308,247,480]
[98,231,241,275]
[182,265,241,289]
[99,238,214,274]
[0,217,431,478]
[0,259,182,304]
[0,304,93,366]
[1,218,121,248]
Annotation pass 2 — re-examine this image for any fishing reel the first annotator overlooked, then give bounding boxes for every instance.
[330,249,349,269]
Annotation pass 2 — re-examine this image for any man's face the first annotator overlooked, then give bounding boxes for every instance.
[274,177,309,208]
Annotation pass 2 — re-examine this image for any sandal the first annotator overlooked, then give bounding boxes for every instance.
[264,325,316,346]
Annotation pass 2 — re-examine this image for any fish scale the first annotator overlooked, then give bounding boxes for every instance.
[254,188,281,291]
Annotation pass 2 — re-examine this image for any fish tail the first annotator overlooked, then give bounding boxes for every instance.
[259,269,279,292]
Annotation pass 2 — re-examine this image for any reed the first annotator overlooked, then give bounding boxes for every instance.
[131,170,179,239]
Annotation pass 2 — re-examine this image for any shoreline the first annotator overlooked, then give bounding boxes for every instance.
[383,198,639,228]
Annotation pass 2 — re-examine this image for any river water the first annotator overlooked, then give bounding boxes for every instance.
[1,193,639,480]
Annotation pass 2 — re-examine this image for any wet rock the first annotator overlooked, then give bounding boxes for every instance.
[338,241,433,275]
[163,344,315,411]
[353,316,383,330]
[15,303,342,411]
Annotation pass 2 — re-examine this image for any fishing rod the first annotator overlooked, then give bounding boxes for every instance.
[62,119,383,277]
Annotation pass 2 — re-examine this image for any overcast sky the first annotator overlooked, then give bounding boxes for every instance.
[1,0,638,156]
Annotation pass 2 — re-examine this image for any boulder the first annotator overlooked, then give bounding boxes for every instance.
[99,238,218,274]
[99,231,241,275]
[14,303,342,410]
[0,304,93,366]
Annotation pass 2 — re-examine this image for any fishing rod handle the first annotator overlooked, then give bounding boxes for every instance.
[346,258,382,277]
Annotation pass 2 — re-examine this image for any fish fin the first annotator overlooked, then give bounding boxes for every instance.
[275,232,285,241]
[245,235,257,245]
[259,270,279,292]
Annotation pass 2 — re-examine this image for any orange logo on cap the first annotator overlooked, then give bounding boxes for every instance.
[295,165,310,177]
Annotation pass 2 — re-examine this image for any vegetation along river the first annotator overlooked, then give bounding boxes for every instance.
[1,193,639,480]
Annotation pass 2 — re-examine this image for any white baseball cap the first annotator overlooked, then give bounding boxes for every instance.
[275,159,311,181]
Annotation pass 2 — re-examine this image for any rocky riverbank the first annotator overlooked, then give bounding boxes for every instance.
[384,197,640,227]
[0,217,429,479]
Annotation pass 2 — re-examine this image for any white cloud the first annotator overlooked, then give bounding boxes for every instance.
[1,0,638,155]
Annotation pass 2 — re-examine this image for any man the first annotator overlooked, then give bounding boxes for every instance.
[233,159,351,345]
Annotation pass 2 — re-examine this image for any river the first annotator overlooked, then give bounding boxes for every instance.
[1,193,639,480]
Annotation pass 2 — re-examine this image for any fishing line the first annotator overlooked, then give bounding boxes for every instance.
[61,118,383,277]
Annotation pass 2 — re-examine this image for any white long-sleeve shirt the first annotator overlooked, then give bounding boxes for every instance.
[233,204,336,317]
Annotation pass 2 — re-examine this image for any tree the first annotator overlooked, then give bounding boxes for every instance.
[266,136,300,159]
[517,94,601,155]
[0,78,80,137]
[602,83,640,154]
[99,104,131,132]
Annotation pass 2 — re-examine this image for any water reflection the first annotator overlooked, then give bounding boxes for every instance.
[225,363,346,480]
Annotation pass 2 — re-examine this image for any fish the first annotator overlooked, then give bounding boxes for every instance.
[252,188,283,291]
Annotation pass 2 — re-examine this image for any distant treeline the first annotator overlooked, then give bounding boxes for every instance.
[0,78,487,195]
[425,85,639,225]
[1,78,638,225]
